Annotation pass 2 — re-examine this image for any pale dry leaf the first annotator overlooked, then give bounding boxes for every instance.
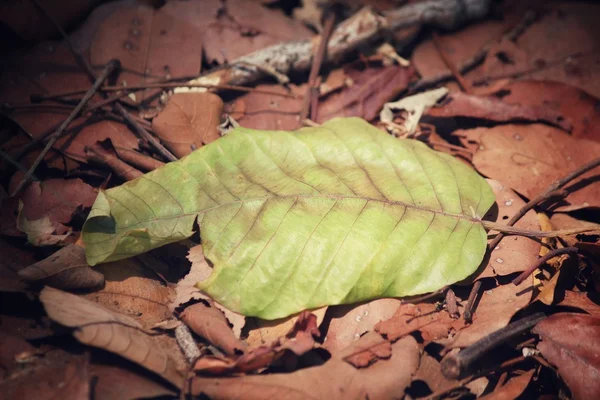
[324,298,402,355]
[380,87,449,135]
[16,201,70,246]
[18,244,104,290]
[480,369,534,400]
[40,287,183,386]
[152,93,224,158]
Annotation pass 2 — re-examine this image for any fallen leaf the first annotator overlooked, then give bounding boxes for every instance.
[412,20,506,84]
[412,350,458,394]
[180,301,247,355]
[554,291,600,317]
[17,201,71,246]
[18,244,104,290]
[317,63,414,123]
[427,91,572,131]
[40,287,184,386]
[533,313,600,400]
[480,3,600,98]
[375,302,460,343]
[83,118,496,319]
[231,84,304,131]
[341,331,392,368]
[86,139,143,181]
[324,298,402,355]
[443,276,533,349]
[381,87,449,135]
[480,369,534,400]
[495,80,600,142]
[172,244,246,338]
[90,4,203,104]
[192,334,420,399]
[201,0,312,64]
[152,93,223,157]
[460,124,600,211]
[0,331,36,373]
[476,180,541,278]
[0,355,90,400]
[90,359,176,400]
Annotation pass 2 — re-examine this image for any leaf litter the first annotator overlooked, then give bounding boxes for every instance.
[1,0,600,399]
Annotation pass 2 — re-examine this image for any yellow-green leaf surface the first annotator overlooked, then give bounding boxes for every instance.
[83,118,495,319]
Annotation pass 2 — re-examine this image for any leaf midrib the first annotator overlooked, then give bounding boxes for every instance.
[108,192,483,232]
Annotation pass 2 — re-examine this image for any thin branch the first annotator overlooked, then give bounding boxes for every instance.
[482,221,599,238]
[463,280,481,323]
[441,312,546,379]
[10,60,119,197]
[488,156,600,249]
[512,247,579,286]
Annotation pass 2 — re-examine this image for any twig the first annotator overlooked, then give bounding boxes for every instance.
[10,60,119,197]
[432,32,473,93]
[0,149,39,180]
[301,12,336,122]
[31,82,298,102]
[463,280,481,323]
[441,312,546,379]
[482,221,599,237]
[175,323,201,363]
[512,247,579,286]
[488,156,600,250]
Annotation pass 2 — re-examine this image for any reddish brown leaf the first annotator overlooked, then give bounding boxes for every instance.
[460,125,600,211]
[324,298,401,355]
[555,291,600,318]
[90,4,203,104]
[534,313,600,400]
[427,91,572,131]
[341,331,392,368]
[317,63,414,122]
[0,331,36,374]
[90,361,175,400]
[152,93,223,157]
[480,370,534,400]
[180,301,246,356]
[86,140,143,181]
[18,244,104,290]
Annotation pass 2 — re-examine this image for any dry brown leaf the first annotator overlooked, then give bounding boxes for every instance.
[341,331,392,368]
[18,244,104,290]
[89,359,176,400]
[0,331,36,373]
[375,302,461,343]
[533,313,600,400]
[460,124,600,211]
[554,291,600,317]
[480,3,600,98]
[180,301,246,356]
[480,370,534,400]
[16,202,71,246]
[0,354,90,400]
[86,139,143,181]
[173,245,246,338]
[90,4,203,104]
[152,93,223,157]
[442,276,533,349]
[231,84,304,131]
[412,350,458,394]
[317,63,414,123]
[324,298,402,355]
[476,180,541,279]
[192,334,419,400]
[201,0,312,64]
[40,287,184,386]
[412,20,506,85]
[427,91,571,131]
[84,258,173,329]
[496,80,600,143]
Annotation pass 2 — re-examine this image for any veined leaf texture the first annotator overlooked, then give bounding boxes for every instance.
[83,118,495,319]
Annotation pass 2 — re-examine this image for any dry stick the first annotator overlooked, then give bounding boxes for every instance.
[301,12,337,122]
[31,81,298,102]
[431,32,473,93]
[512,247,579,286]
[10,60,119,197]
[488,156,600,250]
[174,324,201,364]
[463,280,481,323]
[33,4,177,163]
[441,312,546,380]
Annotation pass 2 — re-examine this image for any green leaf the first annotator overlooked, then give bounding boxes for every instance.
[83,117,495,319]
